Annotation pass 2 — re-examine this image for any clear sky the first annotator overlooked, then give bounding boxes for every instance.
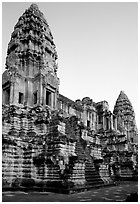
[2,2,138,121]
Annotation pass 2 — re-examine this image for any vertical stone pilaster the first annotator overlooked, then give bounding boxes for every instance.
[10,82,15,104]
[51,92,56,109]
[50,92,52,109]
[108,117,110,130]
[96,115,98,130]
[24,78,28,106]
[44,86,46,106]
[39,76,43,105]
[110,114,113,130]
[114,117,117,130]
[52,92,55,109]
[55,91,58,110]
[103,114,105,130]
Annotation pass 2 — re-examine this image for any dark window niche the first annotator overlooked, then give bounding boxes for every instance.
[98,115,102,124]
[131,138,134,143]
[46,90,51,106]
[4,88,10,104]
[33,91,37,104]
[106,117,109,130]
[18,92,24,104]
[87,120,90,128]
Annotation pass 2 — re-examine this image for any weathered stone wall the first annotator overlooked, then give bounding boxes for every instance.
[2,3,138,193]
[2,105,116,191]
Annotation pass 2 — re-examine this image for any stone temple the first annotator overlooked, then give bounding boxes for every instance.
[2,4,138,193]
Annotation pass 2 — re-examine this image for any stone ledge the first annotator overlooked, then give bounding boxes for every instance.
[2,182,116,194]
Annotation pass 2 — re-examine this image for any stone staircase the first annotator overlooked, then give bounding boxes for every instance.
[85,161,104,188]
[119,167,134,180]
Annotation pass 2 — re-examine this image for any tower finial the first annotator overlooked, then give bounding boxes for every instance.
[120,90,124,94]
[30,3,39,10]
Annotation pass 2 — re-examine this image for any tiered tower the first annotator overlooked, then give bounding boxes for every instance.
[2,3,60,189]
[3,4,59,109]
[113,91,138,143]
[2,4,138,192]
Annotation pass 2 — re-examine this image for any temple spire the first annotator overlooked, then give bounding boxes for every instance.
[5,3,58,75]
[113,91,138,143]
[3,4,59,109]
[30,3,39,10]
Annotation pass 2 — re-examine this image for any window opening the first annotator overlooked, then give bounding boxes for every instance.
[68,106,70,114]
[98,115,102,124]
[106,117,109,130]
[33,91,37,104]
[53,93,55,108]
[87,120,90,128]
[131,138,133,143]
[18,92,24,104]
[46,90,51,106]
[4,88,10,104]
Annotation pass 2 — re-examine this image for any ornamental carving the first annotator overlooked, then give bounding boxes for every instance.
[2,3,138,193]
[43,71,58,88]
[33,106,51,124]
[6,52,19,70]
[2,105,10,122]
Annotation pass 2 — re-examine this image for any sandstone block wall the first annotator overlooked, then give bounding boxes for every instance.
[2,105,118,192]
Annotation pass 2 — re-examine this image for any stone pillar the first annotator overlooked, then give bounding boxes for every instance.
[96,115,98,130]
[10,82,15,104]
[42,85,45,106]
[51,92,54,109]
[28,57,34,77]
[53,92,56,109]
[2,90,5,105]
[55,91,59,110]
[110,114,113,130]
[114,117,117,130]
[39,76,43,105]
[24,77,28,106]
[44,87,46,105]
[126,122,130,141]
[103,114,105,130]
[24,78,33,107]
[108,117,110,130]
[28,78,33,106]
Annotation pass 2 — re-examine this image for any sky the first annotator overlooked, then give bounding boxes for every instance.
[2,2,138,121]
